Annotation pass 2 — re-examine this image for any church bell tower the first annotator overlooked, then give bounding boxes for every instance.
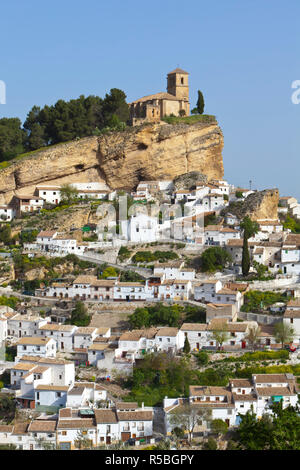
[167,68,189,101]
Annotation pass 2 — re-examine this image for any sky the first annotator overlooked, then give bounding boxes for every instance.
[1,0,300,198]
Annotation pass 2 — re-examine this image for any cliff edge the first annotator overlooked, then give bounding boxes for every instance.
[0,120,224,204]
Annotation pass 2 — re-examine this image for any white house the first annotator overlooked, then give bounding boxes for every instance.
[128,213,158,243]
[35,384,71,411]
[36,185,61,205]
[0,316,7,343]
[155,327,185,352]
[16,337,57,359]
[0,204,16,221]
[164,373,299,435]
[283,306,300,342]
[38,324,78,352]
[15,195,44,214]
[66,382,107,409]
[204,225,241,246]
[158,279,192,301]
[73,327,101,351]
[88,343,108,366]
[7,314,49,338]
[113,281,154,301]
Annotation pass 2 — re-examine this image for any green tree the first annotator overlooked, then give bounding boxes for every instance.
[0,224,11,245]
[68,301,90,327]
[195,246,232,272]
[102,88,129,125]
[236,403,300,450]
[196,90,205,114]
[210,419,228,436]
[128,308,151,328]
[59,184,78,204]
[242,235,250,276]
[183,336,191,354]
[74,429,92,449]
[99,266,118,279]
[274,322,295,349]
[169,403,211,442]
[244,324,261,351]
[240,216,259,276]
[210,323,230,350]
[0,118,26,161]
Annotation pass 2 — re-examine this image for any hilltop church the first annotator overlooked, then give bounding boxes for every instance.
[129,68,190,125]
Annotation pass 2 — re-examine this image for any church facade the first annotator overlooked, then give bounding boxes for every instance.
[129,68,190,125]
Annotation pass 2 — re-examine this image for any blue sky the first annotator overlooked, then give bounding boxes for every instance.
[1,0,300,198]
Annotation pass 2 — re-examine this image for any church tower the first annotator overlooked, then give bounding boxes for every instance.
[167,68,189,100]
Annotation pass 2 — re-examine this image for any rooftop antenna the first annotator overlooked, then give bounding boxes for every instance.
[249,180,252,190]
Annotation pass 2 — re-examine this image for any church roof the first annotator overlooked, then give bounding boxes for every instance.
[130,91,181,105]
[167,68,189,75]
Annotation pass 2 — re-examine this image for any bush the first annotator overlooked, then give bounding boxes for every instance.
[195,351,209,366]
[241,290,289,313]
[118,246,132,262]
[132,250,179,264]
[203,437,218,450]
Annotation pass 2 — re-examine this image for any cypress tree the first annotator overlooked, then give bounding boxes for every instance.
[183,336,191,354]
[242,233,250,276]
[196,90,205,114]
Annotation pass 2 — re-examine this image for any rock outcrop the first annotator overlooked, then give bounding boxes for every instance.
[0,120,224,203]
[98,121,224,190]
[222,189,279,221]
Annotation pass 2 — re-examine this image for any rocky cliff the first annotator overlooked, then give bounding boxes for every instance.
[0,120,224,204]
[222,189,279,221]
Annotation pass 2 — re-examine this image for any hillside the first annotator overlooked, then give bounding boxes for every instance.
[0,119,224,204]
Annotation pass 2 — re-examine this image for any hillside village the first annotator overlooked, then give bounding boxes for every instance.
[0,70,300,451]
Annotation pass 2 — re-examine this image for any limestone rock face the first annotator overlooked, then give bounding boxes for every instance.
[0,121,224,204]
[224,189,279,221]
[98,121,224,190]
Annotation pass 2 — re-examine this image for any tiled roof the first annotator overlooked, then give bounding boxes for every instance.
[284,309,300,319]
[117,411,153,421]
[57,419,96,429]
[94,409,118,424]
[156,327,179,337]
[189,386,230,397]
[180,323,207,331]
[28,420,57,432]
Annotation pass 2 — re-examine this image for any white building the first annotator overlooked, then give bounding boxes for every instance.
[15,195,44,214]
[128,213,158,243]
[16,337,57,359]
[204,225,241,246]
[0,204,16,221]
[38,324,78,352]
[164,373,299,434]
[66,382,108,409]
[7,314,49,338]
[73,327,101,351]
[88,344,108,366]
